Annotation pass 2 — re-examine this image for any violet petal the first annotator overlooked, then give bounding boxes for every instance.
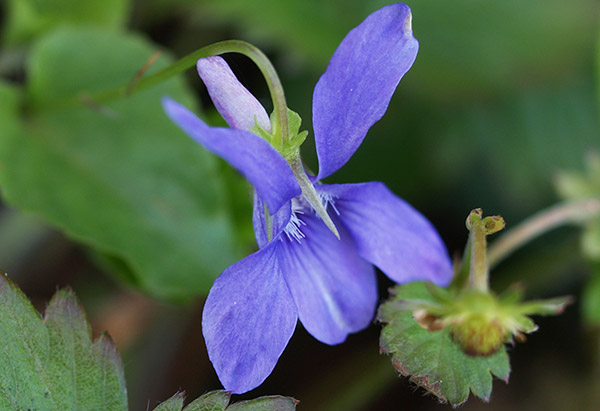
[197,56,271,132]
[202,243,298,394]
[163,98,300,213]
[277,210,377,345]
[318,182,453,286]
[313,3,418,179]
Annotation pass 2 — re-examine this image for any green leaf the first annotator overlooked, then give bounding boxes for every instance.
[184,391,230,411]
[583,222,600,260]
[152,390,297,411]
[598,20,600,107]
[3,0,130,45]
[0,81,21,133]
[556,153,600,261]
[378,282,510,406]
[154,392,185,411]
[0,273,127,410]
[0,28,238,300]
[226,396,298,411]
[582,268,600,327]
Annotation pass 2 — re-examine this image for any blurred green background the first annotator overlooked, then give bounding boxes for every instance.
[0,0,599,409]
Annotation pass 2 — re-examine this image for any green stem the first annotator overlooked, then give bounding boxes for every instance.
[263,202,273,242]
[488,198,600,269]
[29,40,290,142]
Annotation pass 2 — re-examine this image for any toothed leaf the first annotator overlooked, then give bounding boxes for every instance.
[0,273,127,410]
[0,28,238,300]
[153,391,297,411]
[378,282,510,406]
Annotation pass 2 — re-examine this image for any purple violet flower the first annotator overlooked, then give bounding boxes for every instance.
[163,3,453,394]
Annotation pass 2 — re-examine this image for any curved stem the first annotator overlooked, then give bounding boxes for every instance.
[205,41,289,145]
[30,41,290,141]
[125,40,289,143]
[488,198,600,268]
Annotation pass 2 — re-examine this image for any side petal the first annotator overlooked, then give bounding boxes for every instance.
[252,193,292,249]
[163,98,301,212]
[277,211,377,345]
[313,4,418,179]
[197,56,271,132]
[202,244,298,394]
[318,182,453,286]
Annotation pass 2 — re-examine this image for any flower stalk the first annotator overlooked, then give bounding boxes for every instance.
[487,197,600,268]
[288,153,340,239]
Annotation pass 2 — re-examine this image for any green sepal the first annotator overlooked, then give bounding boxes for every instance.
[497,283,525,304]
[516,295,573,316]
[286,107,303,137]
[255,108,308,159]
[252,107,337,238]
[282,130,308,159]
[507,315,538,334]
[279,108,308,159]
[250,118,274,144]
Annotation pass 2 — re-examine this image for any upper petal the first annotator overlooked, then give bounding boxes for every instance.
[318,182,453,286]
[163,98,301,213]
[313,4,419,180]
[197,56,271,132]
[276,210,377,345]
[202,244,298,394]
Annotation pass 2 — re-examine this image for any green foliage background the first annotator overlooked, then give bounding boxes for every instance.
[0,0,599,409]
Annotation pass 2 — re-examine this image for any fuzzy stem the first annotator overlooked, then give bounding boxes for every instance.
[488,198,600,268]
[288,152,339,239]
[467,212,489,292]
